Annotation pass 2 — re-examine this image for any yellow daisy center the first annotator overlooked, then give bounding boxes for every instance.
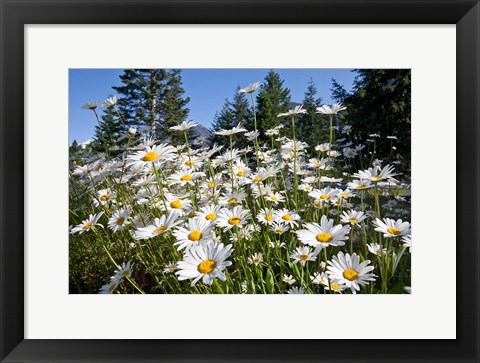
[100,194,110,201]
[349,218,357,223]
[205,213,217,220]
[271,196,278,201]
[282,214,292,221]
[228,217,241,225]
[187,211,196,218]
[340,193,348,198]
[180,175,192,181]
[320,194,330,200]
[331,283,341,290]
[154,226,167,233]
[343,269,359,281]
[207,182,215,188]
[387,227,401,235]
[372,176,381,180]
[265,215,273,222]
[84,222,93,229]
[276,228,283,233]
[227,197,237,203]
[299,254,308,261]
[116,217,125,225]
[236,171,245,177]
[188,230,203,241]
[169,266,175,271]
[185,160,193,166]
[357,184,365,189]
[143,151,158,162]
[253,177,262,182]
[314,201,321,207]
[170,200,183,209]
[107,283,117,292]
[198,259,216,274]
[316,233,333,243]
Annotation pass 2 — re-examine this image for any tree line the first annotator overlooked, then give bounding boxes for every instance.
[73,69,411,162]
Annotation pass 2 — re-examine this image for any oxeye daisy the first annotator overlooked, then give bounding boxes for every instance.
[70,212,104,234]
[315,143,331,152]
[402,234,412,252]
[133,212,180,240]
[172,218,214,251]
[176,242,233,286]
[179,155,203,170]
[168,169,205,186]
[114,261,134,279]
[274,208,300,227]
[239,81,262,93]
[291,246,318,266]
[367,243,387,257]
[287,286,305,294]
[295,215,350,250]
[353,164,397,183]
[257,209,278,225]
[310,272,329,285]
[93,188,114,207]
[309,187,340,203]
[163,261,177,274]
[163,194,192,214]
[283,274,296,285]
[316,103,347,115]
[340,210,367,225]
[169,120,198,131]
[327,251,376,294]
[196,205,223,224]
[248,252,263,266]
[343,148,358,158]
[126,144,177,170]
[216,206,250,231]
[347,179,373,191]
[202,173,223,191]
[82,101,99,110]
[108,209,130,232]
[219,191,246,206]
[277,104,307,117]
[373,218,411,237]
[325,281,345,293]
[98,279,120,294]
[213,123,247,136]
[266,192,285,205]
[102,95,118,108]
[270,222,290,235]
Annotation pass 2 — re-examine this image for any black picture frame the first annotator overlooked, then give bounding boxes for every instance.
[1,0,479,362]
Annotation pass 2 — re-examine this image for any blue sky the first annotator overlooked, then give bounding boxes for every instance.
[69,69,356,144]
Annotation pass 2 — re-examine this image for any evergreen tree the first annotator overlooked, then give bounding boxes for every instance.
[296,79,325,149]
[331,69,411,161]
[209,87,253,149]
[113,69,168,136]
[231,86,253,130]
[113,69,190,144]
[209,98,235,148]
[92,104,127,155]
[158,69,191,145]
[255,70,291,142]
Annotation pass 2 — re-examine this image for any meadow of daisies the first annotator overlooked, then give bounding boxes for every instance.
[69,83,411,294]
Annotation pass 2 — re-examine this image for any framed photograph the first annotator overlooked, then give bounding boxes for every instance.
[1,0,479,362]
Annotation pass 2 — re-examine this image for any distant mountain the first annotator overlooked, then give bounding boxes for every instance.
[192,124,212,145]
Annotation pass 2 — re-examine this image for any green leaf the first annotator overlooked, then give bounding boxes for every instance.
[266,268,275,294]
